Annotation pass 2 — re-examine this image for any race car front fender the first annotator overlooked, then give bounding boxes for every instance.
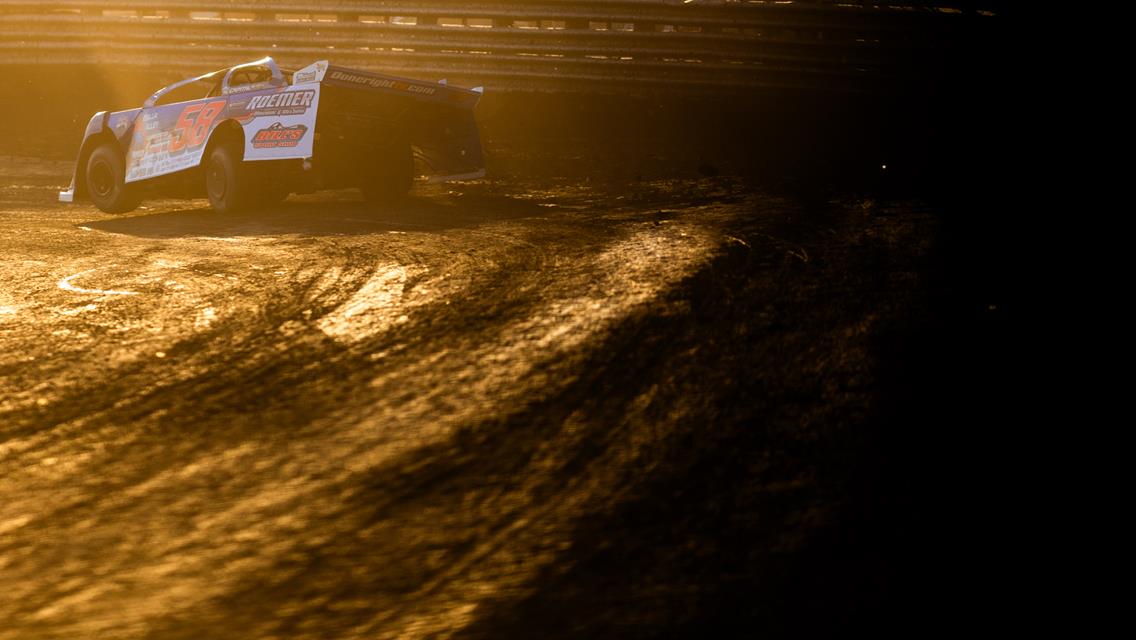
[60,109,141,203]
[59,112,110,203]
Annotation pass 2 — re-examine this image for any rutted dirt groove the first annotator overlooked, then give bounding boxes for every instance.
[0,156,935,638]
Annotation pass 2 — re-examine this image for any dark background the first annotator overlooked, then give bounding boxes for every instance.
[0,6,1020,635]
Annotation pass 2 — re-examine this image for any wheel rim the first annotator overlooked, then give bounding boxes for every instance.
[206,157,227,202]
[89,160,114,198]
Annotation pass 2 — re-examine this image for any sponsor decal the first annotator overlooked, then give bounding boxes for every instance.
[294,61,327,85]
[328,70,437,96]
[144,131,172,156]
[170,100,226,153]
[252,122,308,149]
[225,80,276,96]
[246,90,316,113]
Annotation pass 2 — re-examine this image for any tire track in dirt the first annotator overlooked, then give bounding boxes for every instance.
[1,163,753,638]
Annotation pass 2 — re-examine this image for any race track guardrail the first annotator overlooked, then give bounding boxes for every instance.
[0,1,1002,93]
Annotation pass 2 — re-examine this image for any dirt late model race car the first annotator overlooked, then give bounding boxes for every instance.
[59,57,485,213]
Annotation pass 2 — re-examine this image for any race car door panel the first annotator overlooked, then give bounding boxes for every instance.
[124,98,227,183]
[123,82,320,182]
[225,83,321,162]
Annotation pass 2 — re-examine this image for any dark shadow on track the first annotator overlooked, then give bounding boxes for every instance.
[454,200,943,638]
[129,227,762,639]
[114,197,943,639]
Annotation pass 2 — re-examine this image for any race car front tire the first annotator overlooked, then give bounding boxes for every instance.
[205,143,253,214]
[85,143,140,214]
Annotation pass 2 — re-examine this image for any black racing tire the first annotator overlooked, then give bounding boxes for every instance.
[361,143,413,206]
[205,143,253,214]
[85,143,140,214]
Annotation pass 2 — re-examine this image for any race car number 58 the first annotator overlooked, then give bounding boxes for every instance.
[170,100,226,153]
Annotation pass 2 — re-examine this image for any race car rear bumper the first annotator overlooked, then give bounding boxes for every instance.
[59,188,75,203]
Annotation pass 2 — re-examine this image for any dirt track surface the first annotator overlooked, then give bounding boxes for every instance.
[1,153,937,638]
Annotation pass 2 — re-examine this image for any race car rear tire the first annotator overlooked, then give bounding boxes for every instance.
[85,143,140,214]
[205,143,253,214]
[361,143,413,206]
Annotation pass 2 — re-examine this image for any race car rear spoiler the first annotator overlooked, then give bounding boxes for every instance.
[293,60,485,181]
[292,61,483,110]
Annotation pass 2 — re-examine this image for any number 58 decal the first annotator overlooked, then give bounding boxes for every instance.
[169,100,226,153]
